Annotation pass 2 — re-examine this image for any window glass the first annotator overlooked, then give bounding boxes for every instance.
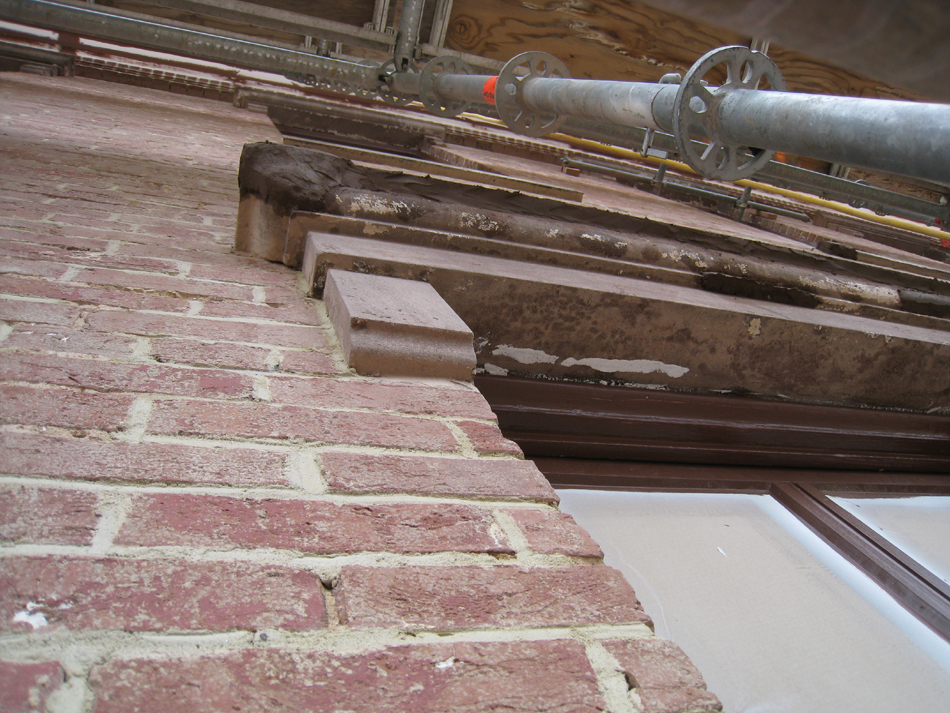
[557,489,950,713]
[831,495,950,586]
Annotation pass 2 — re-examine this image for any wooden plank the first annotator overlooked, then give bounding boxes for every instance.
[444,0,917,98]
[284,136,584,201]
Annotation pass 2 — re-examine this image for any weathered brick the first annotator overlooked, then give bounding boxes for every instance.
[89,640,606,713]
[604,639,721,713]
[0,430,288,486]
[0,275,192,313]
[0,239,181,274]
[338,565,650,630]
[0,298,81,327]
[269,377,497,419]
[638,688,723,713]
[150,337,273,371]
[456,419,524,455]
[605,639,706,689]
[0,485,99,544]
[0,256,71,279]
[320,452,557,502]
[2,325,140,358]
[0,352,255,399]
[197,299,324,326]
[117,493,513,555]
[149,399,459,451]
[508,509,604,558]
[0,557,325,632]
[71,267,254,301]
[0,384,134,431]
[0,225,110,252]
[0,661,66,713]
[187,263,298,288]
[277,349,341,375]
[86,311,330,349]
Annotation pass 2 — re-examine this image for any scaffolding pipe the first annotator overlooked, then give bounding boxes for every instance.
[0,0,382,89]
[431,47,950,184]
[393,0,425,71]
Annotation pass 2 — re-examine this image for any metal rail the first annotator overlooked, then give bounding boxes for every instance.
[0,0,381,89]
[427,47,950,184]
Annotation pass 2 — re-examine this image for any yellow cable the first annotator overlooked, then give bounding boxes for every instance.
[553,134,950,244]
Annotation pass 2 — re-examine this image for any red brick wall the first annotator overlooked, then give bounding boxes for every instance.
[0,73,719,713]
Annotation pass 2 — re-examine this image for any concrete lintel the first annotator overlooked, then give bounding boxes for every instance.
[303,231,950,412]
[324,269,476,381]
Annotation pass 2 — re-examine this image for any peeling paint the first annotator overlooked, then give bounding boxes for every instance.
[748,318,762,338]
[482,363,509,376]
[349,195,410,217]
[14,604,49,630]
[561,357,689,378]
[492,345,559,365]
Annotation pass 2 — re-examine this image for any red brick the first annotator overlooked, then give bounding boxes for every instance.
[456,419,524,455]
[0,225,110,252]
[604,639,706,689]
[604,639,721,713]
[0,240,181,274]
[338,565,650,630]
[269,377,497,419]
[187,263,298,288]
[0,557,325,632]
[508,509,604,558]
[0,661,66,713]
[277,349,341,375]
[149,399,459,451]
[0,275,193,313]
[0,384,134,431]
[151,337,273,371]
[2,325,140,358]
[638,688,722,713]
[86,311,330,349]
[89,640,606,713]
[0,430,288,486]
[0,352,255,399]
[0,256,72,279]
[320,452,557,502]
[72,267,254,301]
[115,242,269,269]
[0,485,99,545]
[117,493,513,555]
[198,299,324,326]
[0,298,81,326]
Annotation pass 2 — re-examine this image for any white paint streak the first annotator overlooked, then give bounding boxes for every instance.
[482,363,508,376]
[561,357,689,378]
[492,344,558,365]
[13,607,48,630]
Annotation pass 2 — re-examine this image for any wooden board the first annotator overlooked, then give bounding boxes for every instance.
[444,0,917,98]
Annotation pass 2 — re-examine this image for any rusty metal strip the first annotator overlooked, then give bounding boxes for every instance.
[770,483,950,642]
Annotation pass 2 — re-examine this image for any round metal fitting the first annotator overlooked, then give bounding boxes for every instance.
[495,51,570,137]
[377,59,416,106]
[673,46,786,181]
[419,56,474,117]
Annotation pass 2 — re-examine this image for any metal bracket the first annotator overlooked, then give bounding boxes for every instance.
[673,46,786,181]
[378,59,416,106]
[495,51,570,138]
[419,55,473,117]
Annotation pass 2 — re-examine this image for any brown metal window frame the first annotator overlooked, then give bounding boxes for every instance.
[475,374,950,643]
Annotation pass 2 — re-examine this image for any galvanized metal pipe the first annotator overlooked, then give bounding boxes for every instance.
[434,68,950,183]
[0,0,381,89]
[520,78,676,132]
[393,0,425,70]
[716,89,950,185]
